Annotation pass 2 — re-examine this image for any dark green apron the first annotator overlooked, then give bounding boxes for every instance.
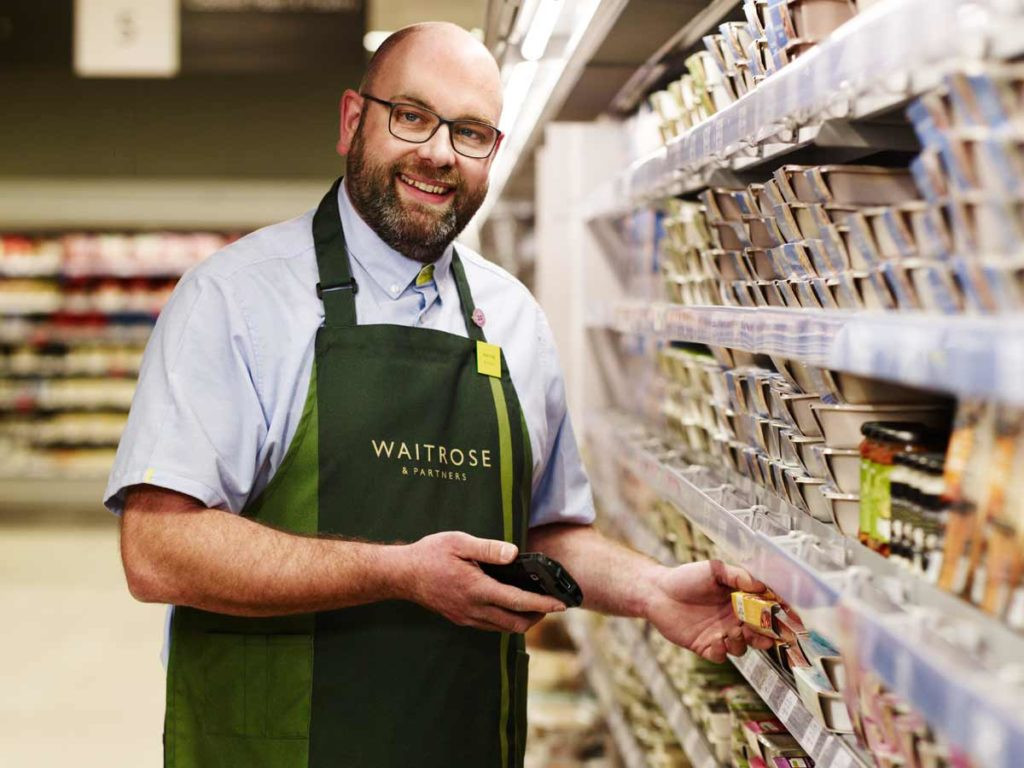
[163,178,533,768]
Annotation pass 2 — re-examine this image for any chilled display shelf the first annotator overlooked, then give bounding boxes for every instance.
[595,412,1024,666]
[601,301,1024,406]
[591,0,1024,209]
[605,617,724,768]
[589,412,1024,768]
[729,646,865,768]
[598,519,867,766]
[0,321,154,347]
[565,613,650,768]
[610,0,742,115]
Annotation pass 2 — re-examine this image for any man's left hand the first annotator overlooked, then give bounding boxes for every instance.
[645,559,776,662]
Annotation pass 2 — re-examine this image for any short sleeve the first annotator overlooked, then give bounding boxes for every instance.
[103,270,267,515]
[528,308,596,528]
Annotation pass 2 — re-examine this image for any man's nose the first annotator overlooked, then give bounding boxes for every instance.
[416,123,457,167]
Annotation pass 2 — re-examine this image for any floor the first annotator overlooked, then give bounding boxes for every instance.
[0,518,166,766]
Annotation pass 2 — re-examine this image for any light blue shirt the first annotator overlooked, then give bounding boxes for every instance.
[104,182,595,530]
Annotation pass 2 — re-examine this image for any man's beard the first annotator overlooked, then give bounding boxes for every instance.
[345,126,488,264]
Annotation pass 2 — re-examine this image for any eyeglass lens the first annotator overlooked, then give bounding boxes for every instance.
[389,103,498,158]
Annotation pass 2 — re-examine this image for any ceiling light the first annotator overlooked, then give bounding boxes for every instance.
[510,0,541,44]
[499,60,539,134]
[520,0,562,61]
[363,30,392,53]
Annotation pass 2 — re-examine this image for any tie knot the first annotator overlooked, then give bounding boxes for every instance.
[415,264,435,287]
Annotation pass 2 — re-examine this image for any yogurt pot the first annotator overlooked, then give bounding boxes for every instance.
[805,483,833,523]
[824,488,861,537]
[819,369,948,405]
[818,446,861,493]
[811,403,951,449]
[780,393,823,436]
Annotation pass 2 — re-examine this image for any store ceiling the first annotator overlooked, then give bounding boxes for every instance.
[0,0,702,185]
[1,0,700,113]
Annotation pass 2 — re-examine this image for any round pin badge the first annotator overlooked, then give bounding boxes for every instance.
[472,308,486,327]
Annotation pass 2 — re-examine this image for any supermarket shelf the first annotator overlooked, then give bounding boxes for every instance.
[601,301,1024,406]
[0,272,188,280]
[599,513,865,765]
[0,477,108,513]
[0,177,327,230]
[607,618,723,768]
[730,647,865,767]
[610,0,743,115]
[596,0,1024,206]
[588,412,1024,768]
[565,614,650,768]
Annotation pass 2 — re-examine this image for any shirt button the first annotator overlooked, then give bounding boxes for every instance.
[390,283,399,295]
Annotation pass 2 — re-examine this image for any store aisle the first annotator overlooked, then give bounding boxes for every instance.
[0,520,165,767]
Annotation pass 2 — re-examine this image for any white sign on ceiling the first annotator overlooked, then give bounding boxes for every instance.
[183,0,361,10]
[74,0,180,78]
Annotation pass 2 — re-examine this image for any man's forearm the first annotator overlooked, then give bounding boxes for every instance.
[121,485,408,616]
[527,522,665,618]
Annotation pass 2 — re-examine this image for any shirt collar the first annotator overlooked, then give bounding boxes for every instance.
[338,180,453,300]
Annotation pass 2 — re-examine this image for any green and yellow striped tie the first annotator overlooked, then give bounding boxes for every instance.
[415,264,435,287]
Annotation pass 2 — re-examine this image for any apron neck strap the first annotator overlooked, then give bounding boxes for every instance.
[313,177,358,327]
[313,176,484,341]
[450,249,486,342]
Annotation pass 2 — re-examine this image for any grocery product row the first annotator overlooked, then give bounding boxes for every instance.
[583,407,1024,768]
[649,0,864,146]
[568,482,980,768]
[621,0,1024,203]
[0,232,233,278]
[0,229,230,490]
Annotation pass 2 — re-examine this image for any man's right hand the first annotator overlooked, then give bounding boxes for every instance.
[398,531,566,633]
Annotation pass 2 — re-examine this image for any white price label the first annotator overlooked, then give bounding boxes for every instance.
[751,662,769,689]
[778,692,798,721]
[803,719,823,751]
[768,680,787,709]
[833,748,854,768]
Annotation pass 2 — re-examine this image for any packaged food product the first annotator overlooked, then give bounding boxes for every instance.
[973,407,1024,614]
[858,421,949,554]
[732,590,784,639]
[939,402,993,595]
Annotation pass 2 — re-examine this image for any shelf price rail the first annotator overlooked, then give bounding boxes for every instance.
[598,0,1024,207]
[588,414,1024,768]
[595,487,866,766]
[598,494,866,766]
[605,301,1024,406]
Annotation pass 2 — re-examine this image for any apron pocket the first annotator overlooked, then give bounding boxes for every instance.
[266,634,314,739]
[514,650,530,767]
[200,633,313,740]
[200,632,247,736]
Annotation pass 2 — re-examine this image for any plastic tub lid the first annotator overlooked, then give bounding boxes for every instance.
[859,420,948,447]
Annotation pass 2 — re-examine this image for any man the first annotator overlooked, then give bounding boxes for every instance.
[107,21,772,768]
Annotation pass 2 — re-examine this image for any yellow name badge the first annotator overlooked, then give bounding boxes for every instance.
[476,340,502,378]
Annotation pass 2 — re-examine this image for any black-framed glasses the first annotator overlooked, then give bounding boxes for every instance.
[361,93,502,159]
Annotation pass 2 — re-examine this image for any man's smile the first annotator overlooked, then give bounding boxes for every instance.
[397,172,456,204]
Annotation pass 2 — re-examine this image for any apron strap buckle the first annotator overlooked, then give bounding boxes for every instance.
[316,278,359,299]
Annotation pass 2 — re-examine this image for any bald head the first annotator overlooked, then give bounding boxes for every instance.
[360,22,502,121]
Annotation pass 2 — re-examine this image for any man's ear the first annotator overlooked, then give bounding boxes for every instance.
[337,89,364,157]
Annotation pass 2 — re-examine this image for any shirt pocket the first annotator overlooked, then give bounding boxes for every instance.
[201,632,313,740]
